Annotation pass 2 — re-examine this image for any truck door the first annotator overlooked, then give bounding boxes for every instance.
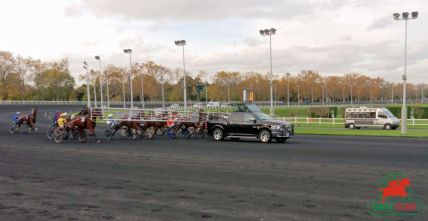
[242,113,257,135]
[228,112,243,134]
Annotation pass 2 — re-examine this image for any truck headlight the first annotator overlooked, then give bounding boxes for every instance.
[271,125,281,130]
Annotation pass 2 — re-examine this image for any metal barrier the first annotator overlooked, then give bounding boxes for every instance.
[275,117,428,126]
[96,107,206,123]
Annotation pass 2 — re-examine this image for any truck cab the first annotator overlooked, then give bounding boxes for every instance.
[207,104,294,143]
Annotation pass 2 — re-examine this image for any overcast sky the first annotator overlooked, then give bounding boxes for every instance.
[0,0,427,84]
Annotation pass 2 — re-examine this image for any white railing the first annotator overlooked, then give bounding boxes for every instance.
[275,117,428,126]
[92,107,206,123]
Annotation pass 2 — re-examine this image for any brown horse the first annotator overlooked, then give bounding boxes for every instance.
[66,114,99,142]
[175,121,206,138]
[14,107,38,133]
[142,121,169,139]
[175,110,207,138]
[111,120,143,139]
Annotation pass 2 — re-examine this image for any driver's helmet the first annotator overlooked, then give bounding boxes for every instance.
[108,114,114,119]
[16,112,21,115]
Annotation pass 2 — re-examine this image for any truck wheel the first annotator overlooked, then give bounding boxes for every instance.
[384,124,392,130]
[259,129,272,143]
[212,128,224,141]
[349,123,355,129]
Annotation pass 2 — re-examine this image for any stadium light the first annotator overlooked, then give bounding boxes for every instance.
[393,11,418,135]
[83,61,91,108]
[123,49,134,109]
[175,40,187,110]
[94,56,104,108]
[259,28,276,115]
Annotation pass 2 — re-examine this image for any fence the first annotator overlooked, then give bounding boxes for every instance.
[0,100,418,108]
[275,117,428,126]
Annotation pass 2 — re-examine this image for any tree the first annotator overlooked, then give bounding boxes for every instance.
[103,65,127,101]
[15,56,34,99]
[0,51,16,99]
[149,62,172,108]
[33,59,75,100]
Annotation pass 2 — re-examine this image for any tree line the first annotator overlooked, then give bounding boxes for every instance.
[1,50,427,103]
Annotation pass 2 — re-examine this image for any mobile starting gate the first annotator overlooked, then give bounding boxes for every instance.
[90,107,208,123]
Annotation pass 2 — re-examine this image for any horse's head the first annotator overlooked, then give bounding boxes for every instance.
[400,178,411,187]
[29,107,38,123]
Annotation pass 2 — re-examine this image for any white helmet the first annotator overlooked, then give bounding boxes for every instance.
[16,112,20,115]
[108,114,114,118]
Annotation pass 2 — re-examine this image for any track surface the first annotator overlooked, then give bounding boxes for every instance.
[0,105,427,221]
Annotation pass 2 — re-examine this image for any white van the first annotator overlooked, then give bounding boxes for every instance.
[345,107,400,130]
[206,102,220,108]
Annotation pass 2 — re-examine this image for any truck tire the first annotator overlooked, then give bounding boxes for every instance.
[212,128,224,141]
[349,123,355,129]
[259,129,272,143]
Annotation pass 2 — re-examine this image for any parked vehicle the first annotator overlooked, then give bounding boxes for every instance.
[168,104,180,110]
[207,103,294,143]
[220,103,231,108]
[206,102,220,108]
[345,107,400,130]
[193,102,205,108]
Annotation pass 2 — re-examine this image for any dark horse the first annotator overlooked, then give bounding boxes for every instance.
[66,108,99,142]
[10,107,38,134]
[107,120,144,139]
[175,109,207,138]
[141,121,169,139]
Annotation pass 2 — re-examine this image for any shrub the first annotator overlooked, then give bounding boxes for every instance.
[308,107,330,118]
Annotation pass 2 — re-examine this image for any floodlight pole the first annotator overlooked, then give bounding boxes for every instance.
[394,11,418,135]
[140,65,145,109]
[83,62,91,108]
[95,56,103,108]
[91,69,97,107]
[260,28,276,115]
[175,40,187,110]
[123,49,134,109]
[205,81,208,105]
[286,73,290,107]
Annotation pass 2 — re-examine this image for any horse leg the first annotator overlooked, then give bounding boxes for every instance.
[136,125,143,139]
[150,126,157,139]
[90,126,100,142]
[30,119,37,131]
[17,122,22,133]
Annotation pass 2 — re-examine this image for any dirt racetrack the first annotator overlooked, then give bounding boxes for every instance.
[0,105,427,221]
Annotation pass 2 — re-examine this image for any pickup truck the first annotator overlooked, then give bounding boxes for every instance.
[207,104,294,143]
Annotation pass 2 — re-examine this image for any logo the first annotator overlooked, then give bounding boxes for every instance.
[368,172,426,216]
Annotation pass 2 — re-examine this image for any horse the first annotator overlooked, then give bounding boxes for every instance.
[12,107,38,133]
[142,121,169,139]
[108,120,143,139]
[175,109,207,138]
[66,113,99,142]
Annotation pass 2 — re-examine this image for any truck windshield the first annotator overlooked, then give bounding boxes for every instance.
[382,108,396,118]
[253,112,272,121]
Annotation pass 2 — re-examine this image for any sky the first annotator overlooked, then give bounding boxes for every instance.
[0,0,427,84]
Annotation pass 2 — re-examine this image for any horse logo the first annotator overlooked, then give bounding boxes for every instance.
[368,172,425,216]
[378,178,410,203]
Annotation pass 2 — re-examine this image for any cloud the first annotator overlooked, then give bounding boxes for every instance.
[64,1,84,17]
[78,0,349,21]
[367,16,393,31]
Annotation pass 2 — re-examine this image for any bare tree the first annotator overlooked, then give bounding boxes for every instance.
[15,56,34,99]
[0,51,16,99]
